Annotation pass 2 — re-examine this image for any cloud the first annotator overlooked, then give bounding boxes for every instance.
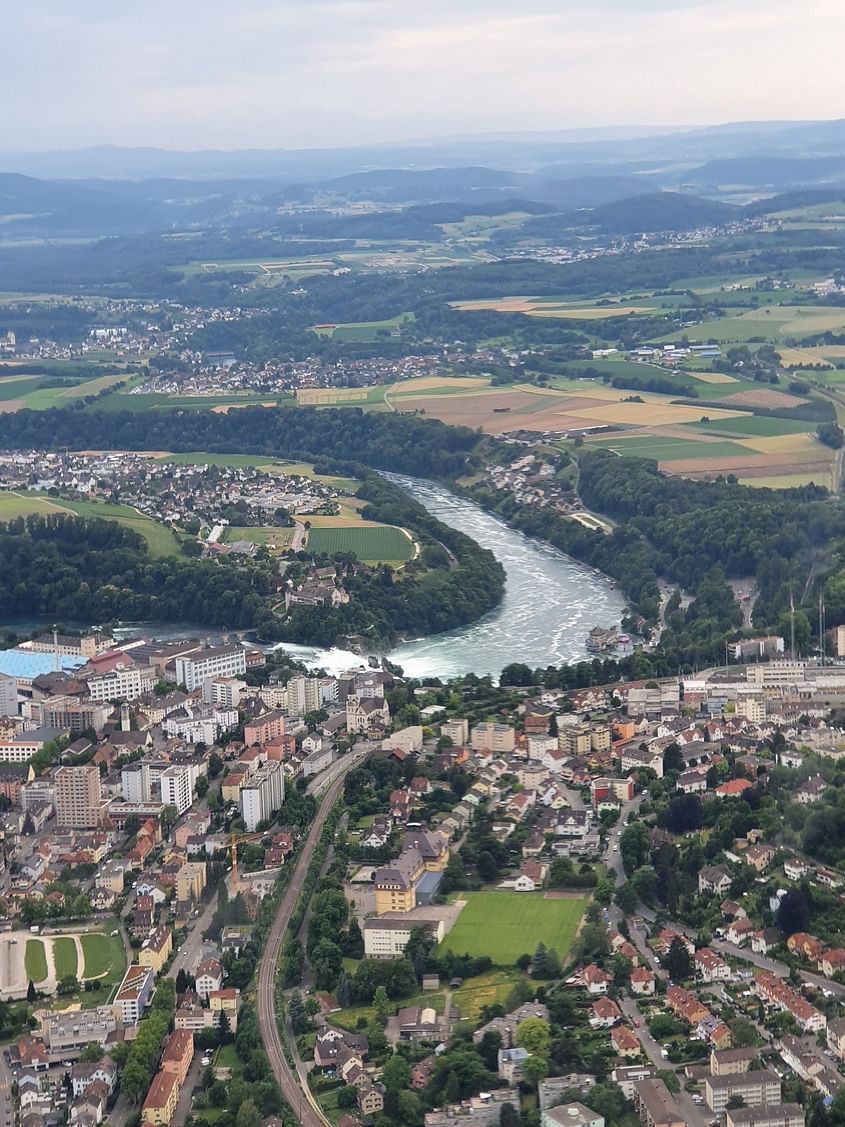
[2,0,845,150]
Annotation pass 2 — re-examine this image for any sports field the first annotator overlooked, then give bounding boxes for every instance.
[25,940,48,984]
[440,892,588,965]
[80,932,126,982]
[223,526,296,550]
[307,523,414,563]
[53,937,78,980]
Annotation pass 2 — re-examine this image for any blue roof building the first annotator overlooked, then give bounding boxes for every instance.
[0,650,86,681]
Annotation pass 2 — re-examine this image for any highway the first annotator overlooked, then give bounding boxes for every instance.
[256,748,370,1127]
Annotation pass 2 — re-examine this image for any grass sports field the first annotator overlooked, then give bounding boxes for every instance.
[53,937,78,980]
[306,523,414,563]
[25,940,48,984]
[440,892,588,965]
[80,932,125,981]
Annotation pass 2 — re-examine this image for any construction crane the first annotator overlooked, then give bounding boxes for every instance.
[227,831,264,891]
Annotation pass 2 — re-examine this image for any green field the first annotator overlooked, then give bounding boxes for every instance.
[591,436,753,462]
[160,452,293,469]
[53,937,78,980]
[441,892,588,965]
[90,391,295,412]
[306,524,414,562]
[50,499,180,558]
[80,932,126,982]
[314,313,414,341]
[0,491,180,557]
[25,939,48,984]
[451,970,523,1023]
[684,416,814,437]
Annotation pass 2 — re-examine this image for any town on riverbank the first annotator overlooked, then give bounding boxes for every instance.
[1,614,845,1127]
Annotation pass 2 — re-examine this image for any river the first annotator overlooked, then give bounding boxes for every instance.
[279,475,626,679]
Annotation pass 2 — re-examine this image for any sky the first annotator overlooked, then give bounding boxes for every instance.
[4,0,845,151]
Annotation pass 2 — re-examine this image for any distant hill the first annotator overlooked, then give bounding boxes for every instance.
[685,155,845,190]
[744,188,845,217]
[0,172,168,234]
[586,191,739,233]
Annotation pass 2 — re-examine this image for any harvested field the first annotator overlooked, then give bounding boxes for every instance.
[719,388,808,409]
[740,473,830,488]
[687,371,739,384]
[391,375,489,394]
[451,296,649,317]
[661,454,832,476]
[741,434,819,453]
[566,401,745,425]
[210,401,277,413]
[297,387,370,405]
[777,346,834,368]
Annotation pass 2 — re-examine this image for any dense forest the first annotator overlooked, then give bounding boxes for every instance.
[0,515,269,625]
[0,404,480,481]
[465,449,845,666]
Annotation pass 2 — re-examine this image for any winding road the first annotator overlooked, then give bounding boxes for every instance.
[256,749,370,1127]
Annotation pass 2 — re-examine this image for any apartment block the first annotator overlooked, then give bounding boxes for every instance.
[632,1080,685,1127]
[55,764,103,828]
[471,722,515,754]
[363,916,444,959]
[40,696,112,734]
[87,663,155,701]
[161,764,193,815]
[175,646,246,692]
[704,1071,780,1113]
[726,1108,804,1127]
[115,965,155,1025]
[240,761,285,831]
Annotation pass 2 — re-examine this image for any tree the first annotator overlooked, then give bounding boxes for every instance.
[445,1070,461,1103]
[521,1053,549,1090]
[382,1053,411,1093]
[160,804,178,836]
[236,1099,262,1127]
[373,986,391,1027]
[616,882,639,915]
[777,888,810,937]
[620,821,651,876]
[26,980,36,1003]
[514,1017,551,1058]
[663,936,694,981]
[500,1104,519,1127]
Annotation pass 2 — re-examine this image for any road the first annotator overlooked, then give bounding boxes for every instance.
[618,995,709,1127]
[256,748,370,1127]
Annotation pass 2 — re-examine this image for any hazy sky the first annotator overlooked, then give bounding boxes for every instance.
[5,0,845,151]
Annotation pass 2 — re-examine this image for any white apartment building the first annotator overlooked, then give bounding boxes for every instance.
[705,1071,781,1113]
[175,647,247,692]
[240,761,285,831]
[203,677,247,709]
[161,764,193,815]
[440,718,469,746]
[87,664,155,702]
[122,762,152,803]
[115,965,155,1026]
[285,673,331,716]
[363,917,445,959]
[163,705,238,744]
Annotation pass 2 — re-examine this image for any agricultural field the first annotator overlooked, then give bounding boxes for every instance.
[452,295,651,318]
[306,522,415,563]
[312,312,414,341]
[0,492,180,557]
[440,892,588,965]
[588,425,834,487]
[660,304,845,345]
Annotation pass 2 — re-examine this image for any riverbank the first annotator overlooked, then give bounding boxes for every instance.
[276,476,626,679]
